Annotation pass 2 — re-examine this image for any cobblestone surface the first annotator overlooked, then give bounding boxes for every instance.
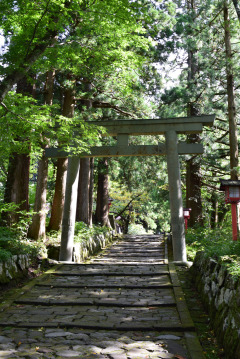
[0,235,205,358]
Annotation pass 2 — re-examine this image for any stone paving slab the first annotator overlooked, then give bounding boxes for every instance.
[54,264,169,275]
[15,287,175,306]
[0,234,205,358]
[0,303,181,328]
[91,258,166,264]
[99,253,165,258]
[105,248,165,252]
[0,328,193,359]
[36,273,172,288]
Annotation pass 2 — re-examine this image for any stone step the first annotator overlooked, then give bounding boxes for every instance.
[37,274,172,287]
[50,271,169,276]
[1,304,185,330]
[15,287,176,307]
[54,263,169,275]
[0,235,205,359]
[99,253,165,257]
[91,259,166,264]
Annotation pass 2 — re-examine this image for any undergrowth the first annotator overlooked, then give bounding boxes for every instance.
[0,227,46,262]
[186,227,240,277]
[74,221,110,243]
[0,222,111,262]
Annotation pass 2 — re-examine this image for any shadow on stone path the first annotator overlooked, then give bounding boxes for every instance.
[0,235,205,358]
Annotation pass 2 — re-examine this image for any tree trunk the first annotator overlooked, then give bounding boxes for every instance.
[232,0,240,22]
[95,158,110,227]
[186,137,203,227]
[59,78,77,261]
[224,2,238,180]
[27,154,48,239]
[185,0,203,227]
[44,70,55,105]
[210,192,218,229]
[47,157,68,231]
[76,81,92,225]
[2,153,30,226]
[2,76,34,226]
[47,80,76,232]
[88,157,94,227]
[60,157,80,261]
[28,70,55,239]
[76,158,90,224]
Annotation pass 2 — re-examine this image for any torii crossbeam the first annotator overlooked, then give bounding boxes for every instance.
[46,115,215,262]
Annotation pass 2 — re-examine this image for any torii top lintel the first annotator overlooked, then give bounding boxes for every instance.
[45,115,215,158]
[91,115,215,136]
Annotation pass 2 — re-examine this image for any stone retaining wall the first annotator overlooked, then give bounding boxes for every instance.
[0,254,30,284]
[190,251,240,359]
[73,232,115,262]
[47,232,116,262]
[1,232,116,284]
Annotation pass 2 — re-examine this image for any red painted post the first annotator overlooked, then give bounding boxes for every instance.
[184,218,188,232]
[231,203,238,241]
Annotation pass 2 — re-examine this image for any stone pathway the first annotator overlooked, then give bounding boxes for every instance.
[0,235,205,358]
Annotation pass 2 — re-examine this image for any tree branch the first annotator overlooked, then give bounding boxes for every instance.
[115,194,142,218]
[77,98,136,117]
[232,0,240,22]
[0,2,71,102]
[25,0,52,60]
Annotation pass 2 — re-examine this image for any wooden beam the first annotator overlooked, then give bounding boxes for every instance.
[117,134,129,147]
[86,115,215,136]
[45,143,203,158]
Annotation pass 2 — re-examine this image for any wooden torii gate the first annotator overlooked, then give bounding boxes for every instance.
[46,115,215,262]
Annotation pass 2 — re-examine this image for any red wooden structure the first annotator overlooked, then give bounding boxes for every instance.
[220,180,240,241]
[183,208,191,232]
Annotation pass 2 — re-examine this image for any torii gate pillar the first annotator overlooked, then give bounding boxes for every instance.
[59,157,80,261]
[165,130,186,262]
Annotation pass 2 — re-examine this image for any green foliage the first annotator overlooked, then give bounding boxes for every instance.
[109,154,171,232]
[127,223,150,235]
[0,226,46,261]
[0,202,36,238]
[44,230,61,246]
[186,227,240,277]
[0,91,104,161]
[0,248,12,262]
[74,221,110,243]
[45,223,111,248]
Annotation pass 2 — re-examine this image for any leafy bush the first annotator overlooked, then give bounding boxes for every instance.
[0,202,34,238]
[128,223,149,235]
[186,227,240,277]
[0,222,111,262]
[74,222,110,243]
[0,226,46,262]
[45,231,61,246]
[0,248,12,262]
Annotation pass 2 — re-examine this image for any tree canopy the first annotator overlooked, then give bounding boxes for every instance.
[0,0,239,236]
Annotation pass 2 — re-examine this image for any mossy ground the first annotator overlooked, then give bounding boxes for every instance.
[177,265,225,359]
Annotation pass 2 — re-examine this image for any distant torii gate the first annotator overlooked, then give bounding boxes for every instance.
[46,115,215,262]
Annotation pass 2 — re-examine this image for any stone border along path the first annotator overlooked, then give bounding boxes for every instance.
[0,234,205,359]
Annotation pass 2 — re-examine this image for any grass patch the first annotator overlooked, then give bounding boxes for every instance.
[186,227,240,277]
